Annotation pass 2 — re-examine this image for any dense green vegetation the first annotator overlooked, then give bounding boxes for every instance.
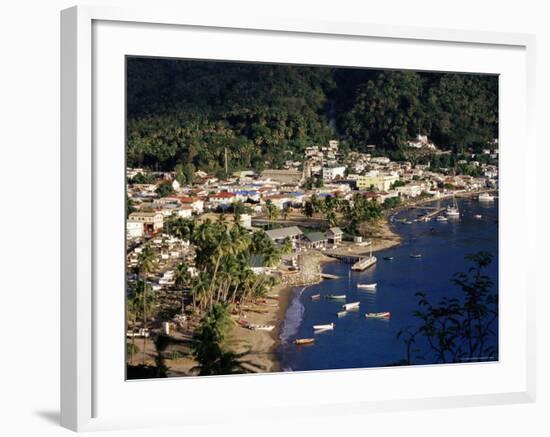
[127,58,498,172]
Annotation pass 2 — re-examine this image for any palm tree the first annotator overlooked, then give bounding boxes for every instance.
[168,216,194,259]
[137,244,157,362]
[264,200,278,229]
[174,263,191,312]
[192,303,243,376]
[126,296,139,364]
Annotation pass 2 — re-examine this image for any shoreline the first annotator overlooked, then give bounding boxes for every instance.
[161,189,496,376]
[239,189,496,372]
[227,282,294,373]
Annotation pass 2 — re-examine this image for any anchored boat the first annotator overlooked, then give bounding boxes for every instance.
[446,197,460,217]
[313,323,335,331]
[326,294,346,300]
[357,283,377,290]
[365,312,391,319]
[342,301,360,311]
[478,192,495,202]
[294,338,315,345]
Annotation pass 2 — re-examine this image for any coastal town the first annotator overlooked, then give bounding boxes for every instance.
[126,136,499,377]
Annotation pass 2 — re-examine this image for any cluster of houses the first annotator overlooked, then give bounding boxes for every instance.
[126,137,498,242]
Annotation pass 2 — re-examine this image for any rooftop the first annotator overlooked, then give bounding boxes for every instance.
[265,226,303,240]
[305,232,327,243]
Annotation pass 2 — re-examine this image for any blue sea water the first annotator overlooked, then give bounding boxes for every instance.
[278,197,499,371]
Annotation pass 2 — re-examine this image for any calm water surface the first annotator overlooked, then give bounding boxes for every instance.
[278,197,499,371]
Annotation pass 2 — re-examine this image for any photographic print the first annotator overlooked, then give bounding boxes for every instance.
[125,57,499,379]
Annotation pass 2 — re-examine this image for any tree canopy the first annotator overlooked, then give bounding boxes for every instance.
[127,58,498,171]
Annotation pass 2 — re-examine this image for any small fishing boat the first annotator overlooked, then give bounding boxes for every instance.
[342,301,360,311]
[365,312,391,319]
[249,324,275,331]
[321,273,341,280]
[474,214,483,219]
[383,256,394,261]
[357,283,377,290]
[436,215,448,222]
[326,294,346,300]
[294,338,315,345]
[336,310,347,317]
[410,253,422,258]
[313,323,335,331]
[310,294,321,300]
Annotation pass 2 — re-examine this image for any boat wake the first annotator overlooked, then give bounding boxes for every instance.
[280,287,307,344]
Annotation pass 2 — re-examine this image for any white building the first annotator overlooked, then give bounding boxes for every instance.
[239,213,252,229]
[128,211,164,232]
[396,184,424,198]
[369,157,391,165]
[126,220,144,239]
[322,166,347,182]
[175,206,193,218]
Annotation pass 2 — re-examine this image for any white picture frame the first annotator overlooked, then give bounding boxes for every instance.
[61,5,536,432]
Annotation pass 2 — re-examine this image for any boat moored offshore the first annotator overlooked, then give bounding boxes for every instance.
[357,283,377,290]
[313,323,335,331]
[342,301,360,311]
[478,192,495,202]
[365,312,391,319]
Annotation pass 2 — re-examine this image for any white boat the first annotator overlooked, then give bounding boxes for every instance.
[446,197,460,217]
[342,301,360,310]
[436,215,448,222]
[313,323,335,331]
[249,324,275,332]
[336,310,347,317]
[474,214,483,219]
[357,283,377,290]
[351,245,377,271]
[478,192,495,202]
[352,255,377,271]
[365,312,391,319]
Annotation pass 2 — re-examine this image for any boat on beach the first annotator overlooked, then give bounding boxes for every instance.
[313,323,335,331]
[365,312,391,319]
[342,301,360,310]
[326,294,346,300]
[357,283,377,290]
[294,338,315,345]
[249,324,275,331]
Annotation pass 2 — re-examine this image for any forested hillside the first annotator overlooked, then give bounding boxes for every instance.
[127,58,498,173]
